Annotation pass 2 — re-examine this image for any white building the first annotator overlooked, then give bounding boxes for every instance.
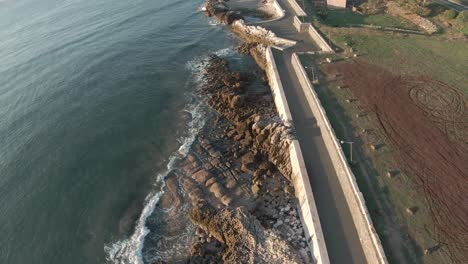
[327,0,347,8]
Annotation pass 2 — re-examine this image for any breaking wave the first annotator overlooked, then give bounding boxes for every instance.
[105,47,235,264]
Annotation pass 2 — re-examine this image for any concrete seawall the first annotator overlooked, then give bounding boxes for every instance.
[264,47,293,125]
[291,53,388,264]
[265,47,330,264]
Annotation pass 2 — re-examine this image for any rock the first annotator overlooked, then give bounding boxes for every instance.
[227,129,237,138]
[191,242,205,256]
[284,185,294,195]
[158,175,183,212]
[181,178,205,205]
[205,177,217,187]
[236,121,248,134]
[187,154,198,163]
[225,177,237,189]
[273,220,283,228]
[209,182,226,198]
[386,170,400,178]
[208,149,221,158]
[192,169,213,184]
[220,194,233,206]
[255,134,266,145]
[195,227,204,237]
[189,201,303,263]
[224,11,243,25]
[251,184,260,195]
[259,161,271,170]
[241,152,256,165]
[241,164,253,173]
[240,138,252,149]
[230,95,244,108]
[406,207,417,215]
[210,157,222,168]
[180,161,200,175]
[299,248,311,263]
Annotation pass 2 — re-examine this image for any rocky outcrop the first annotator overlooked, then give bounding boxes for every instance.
[189,201,303,263]
[153,53,314,263]
[239,42,269,70]
[200,55,294,180]
[151,3,311,262]
[171,111,311,263]
[203,0,244,25]
[387,2,438,34]
[203,0,294,70]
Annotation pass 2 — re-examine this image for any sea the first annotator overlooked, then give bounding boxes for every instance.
[0,0,241,263]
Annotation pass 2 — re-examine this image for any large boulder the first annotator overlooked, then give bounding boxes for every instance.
[192,169,213,184]
[189,201,303,263]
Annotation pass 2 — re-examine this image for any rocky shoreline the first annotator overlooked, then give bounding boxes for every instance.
[172,55,311,263]
[152,1,312,263]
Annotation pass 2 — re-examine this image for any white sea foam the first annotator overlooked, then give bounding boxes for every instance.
[104,100,205,264]
[208,19,220,26]
[214,47,237,57]
[184,47,235,84]
[104,48,233,263]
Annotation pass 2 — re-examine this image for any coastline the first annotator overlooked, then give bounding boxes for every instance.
[108,0,317,262]
[150,1,315,262]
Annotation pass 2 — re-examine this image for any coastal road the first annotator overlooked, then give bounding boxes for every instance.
[252,1,368,263]
[432,0,468,11]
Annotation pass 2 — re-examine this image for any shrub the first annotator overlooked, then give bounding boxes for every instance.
[457,11,468,22]
[443,9,458,19]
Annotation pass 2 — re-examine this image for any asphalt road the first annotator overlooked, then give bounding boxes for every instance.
[256,0,369,263]
[433,0,468,11]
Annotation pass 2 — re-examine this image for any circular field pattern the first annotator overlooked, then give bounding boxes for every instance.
[407,77,468,151]
[323,61,468,263]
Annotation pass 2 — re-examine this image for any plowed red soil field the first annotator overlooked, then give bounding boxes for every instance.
[323,60,468,262]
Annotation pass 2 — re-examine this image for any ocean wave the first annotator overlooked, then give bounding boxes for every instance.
[104,48,235,263]
[104,100,205,264]
[104,49,228,264]
[185,46,236,84]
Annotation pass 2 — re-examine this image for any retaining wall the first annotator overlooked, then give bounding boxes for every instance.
[291,14,334,53]
[265,47,330,264]
[306,24,333,53]
[286,0,307,16]
[264,48,293,125]
[283,0,334,53]
[291,53,388,264]
[293,16,311,33]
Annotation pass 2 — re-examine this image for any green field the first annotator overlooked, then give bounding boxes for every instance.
[300,53,450,264]
[318,9,418,29]
[297,10,467,262]
[324,29,468,94]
